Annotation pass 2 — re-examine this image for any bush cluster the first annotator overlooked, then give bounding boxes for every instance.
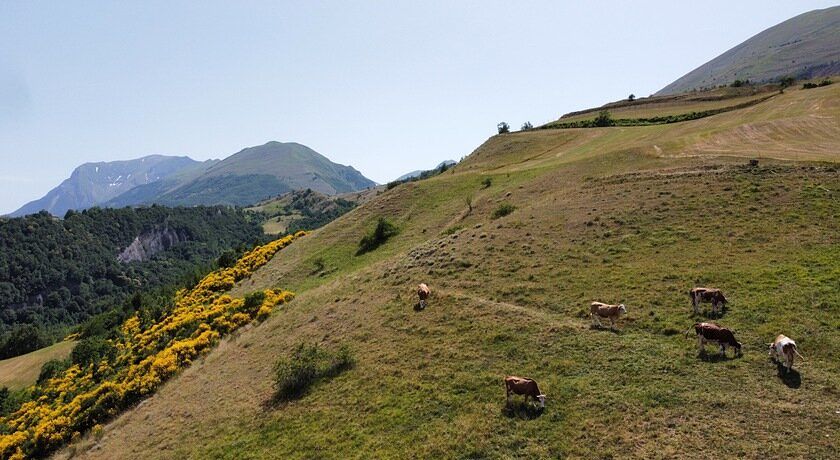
[492,203,516,220]
[273,343,354,401]
[0,232,305,459]
[802,79,832,89]
[357,218,399,255]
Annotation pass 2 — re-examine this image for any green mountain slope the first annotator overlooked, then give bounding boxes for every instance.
[108,142,377,208]
[66,83,840,459]
[657,6,840,95]
[10,156,206,217]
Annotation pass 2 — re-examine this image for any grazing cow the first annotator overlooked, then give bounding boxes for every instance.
[504,376,545,408]
[417,283,430,309]
[689,287,728,315]
[590,302,627,329]
[769,334,803,372]
[687,322,742,357]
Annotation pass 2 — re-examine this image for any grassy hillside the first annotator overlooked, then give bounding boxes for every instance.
[64,84,839,459]
[0,341,75,391]
[657,6,840,94]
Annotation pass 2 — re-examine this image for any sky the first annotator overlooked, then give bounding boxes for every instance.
[1,0,837,214]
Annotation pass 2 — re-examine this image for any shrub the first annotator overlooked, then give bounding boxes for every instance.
[497,122,510,134]
[70,337,115,367]
[492,203,516,219]
[482,177,492,189]
[357,218,399,255]
[217,250,238,268]
[273,343,354,401]
[779,76,795,88]
[37,358,71,385]
[521,121,533,131]
[628,94,635,101]
[593,110,614,127]
[243,291,267,313]
[443,225,463,236]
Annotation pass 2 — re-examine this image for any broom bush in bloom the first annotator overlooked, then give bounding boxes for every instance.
[0,231,305,459]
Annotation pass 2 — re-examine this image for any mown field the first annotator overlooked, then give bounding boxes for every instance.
[62,83,839,459]
[548,88,776,125]
[0,341,75,391]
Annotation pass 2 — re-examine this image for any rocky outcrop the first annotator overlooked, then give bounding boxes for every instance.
[117,226,187,263]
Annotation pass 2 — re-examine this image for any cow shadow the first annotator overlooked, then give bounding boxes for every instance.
[775,362,802,389]
[697,351,739,363]
[502,400,544,420]
[589,324,620,334]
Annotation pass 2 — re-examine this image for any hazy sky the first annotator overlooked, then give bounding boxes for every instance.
[1,1,836,214]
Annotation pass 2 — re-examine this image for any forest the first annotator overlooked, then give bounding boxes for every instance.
[0,206,266,358]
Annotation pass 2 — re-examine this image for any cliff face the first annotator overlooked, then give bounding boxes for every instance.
[117,226,187,263]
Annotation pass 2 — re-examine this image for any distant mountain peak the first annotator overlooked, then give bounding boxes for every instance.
[10,155,203,217]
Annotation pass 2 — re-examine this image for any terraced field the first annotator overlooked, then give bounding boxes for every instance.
[62,83,839,459]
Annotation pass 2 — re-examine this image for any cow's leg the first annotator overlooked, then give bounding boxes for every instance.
[610,317,616,330]
[692,295,699,314]
[697,336,704,353]
[720,344,726,356]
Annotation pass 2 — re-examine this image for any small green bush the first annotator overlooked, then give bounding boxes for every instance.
[482,177,492,189]
[273,342,354,401]
[243,291,266,312]
[357,218,399,255]
[593,110,614,127]
[443,225,463,236]
[37,358,71,385]
[492,203,516,219]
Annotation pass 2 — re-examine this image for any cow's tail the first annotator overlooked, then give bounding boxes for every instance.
[794,348,805,361]
[683,324,695,338]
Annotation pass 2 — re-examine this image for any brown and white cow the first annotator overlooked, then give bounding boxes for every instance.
[769,334,803,372]
[689,287,727,316]
[504,376,545,408]
[417,283,430,309]
[687,322,742,357]
[590,302,627,329]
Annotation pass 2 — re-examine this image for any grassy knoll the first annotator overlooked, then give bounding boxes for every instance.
[64,84,839,459]
[0,341,75,390]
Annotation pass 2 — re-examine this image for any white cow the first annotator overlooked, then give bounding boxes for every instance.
[768,334,803,372]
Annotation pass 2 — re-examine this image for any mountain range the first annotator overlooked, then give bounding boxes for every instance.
[9,155,211,217]
[12,142,376,216]
[657,5,840,95]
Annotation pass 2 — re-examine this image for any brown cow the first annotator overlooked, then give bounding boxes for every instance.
[687,322,742,357]
[689,287,727,316]
[769,334,803,373]
[417,283,430,309]
[590,302,627,329]
[504,376,545,408]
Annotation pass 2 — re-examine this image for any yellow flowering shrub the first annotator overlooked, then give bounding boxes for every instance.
[0,232,304,459]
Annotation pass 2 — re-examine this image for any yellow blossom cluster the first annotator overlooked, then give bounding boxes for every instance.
[0,232,304,459]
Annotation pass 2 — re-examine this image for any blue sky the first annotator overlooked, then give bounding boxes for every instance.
[1,1,836,214]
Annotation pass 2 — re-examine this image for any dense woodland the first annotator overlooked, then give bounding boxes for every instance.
[0,206,266,358]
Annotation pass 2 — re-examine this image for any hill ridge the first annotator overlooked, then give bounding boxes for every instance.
[657,6,840,95]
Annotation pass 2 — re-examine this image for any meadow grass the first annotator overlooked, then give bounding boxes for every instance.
[64,84,840,460]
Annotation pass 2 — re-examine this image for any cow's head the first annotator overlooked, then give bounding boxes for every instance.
[734,342,742,356]
[537,394,546,408]
[618,304,627,315]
